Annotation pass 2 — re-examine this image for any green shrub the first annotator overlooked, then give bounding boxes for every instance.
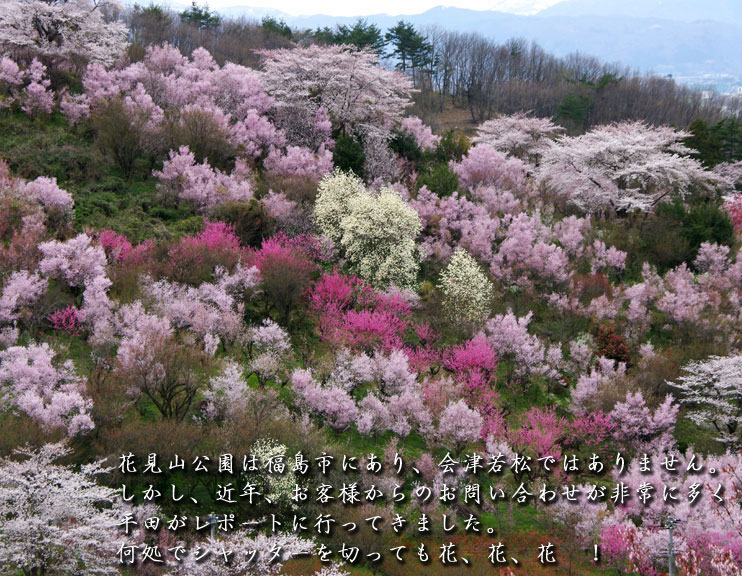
[332,133,365,178]
[390,129,422,163]
[210,199,274,248]
[417,161,459,197]
[91,98,147,178]
[656,198,734,264]
[434,128,469,162]
[605,198,734,276]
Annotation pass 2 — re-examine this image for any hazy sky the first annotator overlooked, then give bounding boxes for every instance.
[207,0,563,17]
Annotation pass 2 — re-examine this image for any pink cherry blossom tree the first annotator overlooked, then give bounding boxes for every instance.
[400,116,440,151]
[451,143,529,192]
[38,233,107,287]
[154,146,253,212]
[473,111,564,163]
[0,270,47,324]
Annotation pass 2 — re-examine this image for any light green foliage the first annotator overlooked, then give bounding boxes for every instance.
[315,170,422,289]
[437,248,493,324]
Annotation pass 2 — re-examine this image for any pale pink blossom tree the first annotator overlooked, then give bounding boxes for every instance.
[20,58,54,117]
[0,0,128,65]
[670,354,742,446]
[539,121,717,213]
[0,442,129,575]
[22,176,74,214]
[38,233,107,287]
[400,116,440,151]
[474,112,564,163]
[259,45,414,136]
[451,143,529,192]
[0,270,47,323]
[154,146,254,212]
[0,342,94,435]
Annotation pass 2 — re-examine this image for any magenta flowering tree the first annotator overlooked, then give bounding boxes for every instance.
[166,221,246,282]
[340,309,409,353]
[97,229,134,263]
[308,270,374,339]
[250,234,318,326]
[508,406,567,465]
[724,194,742,234]
[48,305,82,336]
[308,269,420,353]
[444,335,500,437]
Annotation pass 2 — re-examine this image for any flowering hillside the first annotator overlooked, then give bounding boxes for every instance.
[1,6,742,576]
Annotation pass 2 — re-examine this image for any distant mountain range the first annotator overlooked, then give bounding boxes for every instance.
[183,0,742,80]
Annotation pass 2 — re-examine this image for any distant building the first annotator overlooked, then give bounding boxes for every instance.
[701,90,713,100]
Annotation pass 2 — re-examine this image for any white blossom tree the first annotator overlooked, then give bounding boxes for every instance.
[437,247,493,325]
[340,187,421,289]
[259,44,414,136]
[538,121,718,214]
[314,169,367,246]
[669,354,742,446]
[0,442,128,575]
[316,170,422,289]
[0,0,128,66]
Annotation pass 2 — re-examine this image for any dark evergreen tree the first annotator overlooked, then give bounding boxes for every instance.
[179,2,220,30]
[385,20,432,73]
